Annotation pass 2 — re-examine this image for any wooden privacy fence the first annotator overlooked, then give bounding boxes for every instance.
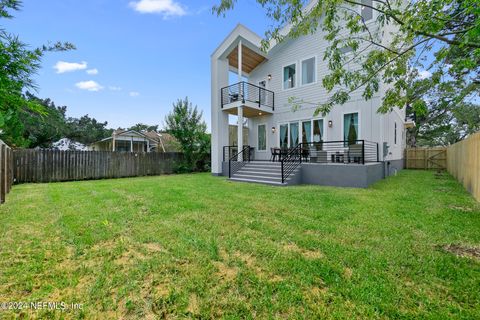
[0,140,14,203]
[405,147,447,169]
[447,132,480,202]
[13,150,183,184]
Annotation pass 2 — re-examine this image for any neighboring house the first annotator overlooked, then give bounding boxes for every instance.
[211,1,407,187]
[89,130,179,153]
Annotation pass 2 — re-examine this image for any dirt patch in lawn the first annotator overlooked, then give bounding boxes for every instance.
[448,205,474,213]
[441,244,480,261]
[343,267,353,280]
[283,243,324,259]
[213,261,237,282]
[143,242,164,253]
[115,248,147,266]
[232,251,284,282]
[187,293,200,315]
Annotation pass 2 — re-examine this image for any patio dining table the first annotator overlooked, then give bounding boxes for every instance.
[271,148,292,162]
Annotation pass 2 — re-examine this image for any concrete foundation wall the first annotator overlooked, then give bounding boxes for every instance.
[218,160,404,188]
[301,163,384,188]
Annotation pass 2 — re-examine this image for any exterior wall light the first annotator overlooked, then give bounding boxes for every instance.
[268,74,272,81]
[271,126,276,133]
[328,120,333,128]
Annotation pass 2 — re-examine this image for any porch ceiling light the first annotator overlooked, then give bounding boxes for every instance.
[328,120,333,128]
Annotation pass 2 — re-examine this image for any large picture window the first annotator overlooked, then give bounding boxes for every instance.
[301,57,316,85]
[258,124,266,151]
[283,64,296,89]
[344,113,359,145]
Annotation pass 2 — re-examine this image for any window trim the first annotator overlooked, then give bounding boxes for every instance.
[300,55,317,87]
[257,123,267,152]
[282,62,297,91]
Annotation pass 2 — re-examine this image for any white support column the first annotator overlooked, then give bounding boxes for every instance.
[237,40,244,160]
[130,137,133,153]
[237,106,244,161]
[238,40,242,82]
[211,55,230,175]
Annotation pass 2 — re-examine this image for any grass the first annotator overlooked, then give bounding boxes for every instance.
[0,170,479,319]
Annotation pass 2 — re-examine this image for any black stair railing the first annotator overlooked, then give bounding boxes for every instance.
[228,145,251,178]
[281,144,303,184]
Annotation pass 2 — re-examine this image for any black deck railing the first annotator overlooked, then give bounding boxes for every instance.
[280,140,380,183]
[221,82,274,111]
[228,145,251,178]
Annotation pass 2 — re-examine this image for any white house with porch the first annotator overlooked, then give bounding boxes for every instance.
[211,2,408,187]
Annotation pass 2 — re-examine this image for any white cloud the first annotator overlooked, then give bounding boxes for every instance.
[86,68,99,75]
[129,0,186,17]
[129,91,140,97]
[109,86,122,91]
[54,61,87,74]
[417,68,432,80]
[75,80,104,92]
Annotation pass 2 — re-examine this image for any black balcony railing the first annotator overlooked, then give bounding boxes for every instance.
[221,81,274,111]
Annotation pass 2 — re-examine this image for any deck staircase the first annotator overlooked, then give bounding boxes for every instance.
[229,161,301,186]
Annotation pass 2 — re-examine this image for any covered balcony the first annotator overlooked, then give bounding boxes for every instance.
[221,81,274,117]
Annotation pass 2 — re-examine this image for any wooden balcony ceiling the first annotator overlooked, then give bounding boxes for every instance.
[228,45,266,74]
[224,106,272,118]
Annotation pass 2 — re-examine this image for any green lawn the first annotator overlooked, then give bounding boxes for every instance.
[0,171,479,319]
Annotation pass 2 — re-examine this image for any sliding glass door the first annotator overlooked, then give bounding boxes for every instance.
[313,119,324,143]
[302,121,312,144]
[279,124,288,149]
[290,122,299,147]
[279,119,324,148]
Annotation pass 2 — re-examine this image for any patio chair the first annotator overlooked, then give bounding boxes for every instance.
[309,143,327,163]
[348,144,363,163]
[270,148,281,162]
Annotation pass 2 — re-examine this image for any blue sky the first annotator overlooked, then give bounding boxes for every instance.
[5,0,271,131]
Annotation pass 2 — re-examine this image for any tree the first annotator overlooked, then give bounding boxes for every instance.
[128,123,159,133]
[0,0,74,146]
[66,115,113,145]
[19,93,69,148]
[165,98,210,172]
[214,0,479,116]
[406,78,480,147]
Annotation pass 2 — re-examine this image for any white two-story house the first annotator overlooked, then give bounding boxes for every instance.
[211,1,408,187]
